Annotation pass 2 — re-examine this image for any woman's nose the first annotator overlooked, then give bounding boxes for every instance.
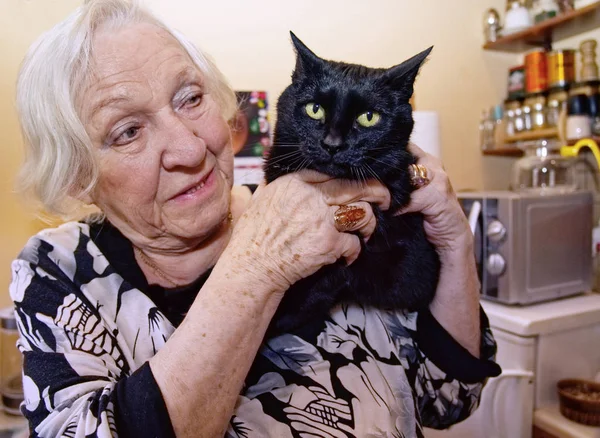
[160,115,207,170]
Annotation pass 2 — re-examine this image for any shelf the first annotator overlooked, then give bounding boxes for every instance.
[483,2,600,52]
[505,127,559,143]
[483,136,600,156]
[483,148,524,156]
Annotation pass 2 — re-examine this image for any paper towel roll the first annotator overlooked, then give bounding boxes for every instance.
[410,111,441,159]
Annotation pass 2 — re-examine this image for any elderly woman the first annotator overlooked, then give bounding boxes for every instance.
[11,1,500,437]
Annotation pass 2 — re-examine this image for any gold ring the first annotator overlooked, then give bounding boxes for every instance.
[333,205,366,232]
[409,164,430,189]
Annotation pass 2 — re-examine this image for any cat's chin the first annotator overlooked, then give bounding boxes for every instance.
[308,161,359,180]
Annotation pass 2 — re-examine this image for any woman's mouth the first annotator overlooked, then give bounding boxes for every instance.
[170,169,216,203]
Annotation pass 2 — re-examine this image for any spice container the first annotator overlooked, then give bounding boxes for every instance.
[526,49,549,93]
[566,94,592,141]
[483,8,502,43]
[504,0,533,33]
[512,139,577,195]
[0,307,23,416]
[505,99,527,135]
[524,93,547,130]
[521,98,535,131]
[504,99,518,136]
[548,49,576,88]
[547,86,569,127]
[532,0,559,23]
[580,39,599,82]
[508,65,527,100]
[589,93,600,136]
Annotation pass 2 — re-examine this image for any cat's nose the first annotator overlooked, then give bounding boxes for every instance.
[322,133,345,155]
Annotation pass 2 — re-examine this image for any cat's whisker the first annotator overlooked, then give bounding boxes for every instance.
[364,164,384,186]
[368,157,408,173]
[235,150,303,181]
[369,145,398,151]
[283,155,307,172]
[267,149,302,158]
[350,167,358,183]
[235,167,266,182]
[265,150,303,166]
[359,167,369,191]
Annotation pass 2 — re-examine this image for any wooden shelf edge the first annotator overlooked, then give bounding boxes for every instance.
[483,148,524,156]
[482,137,600,156]
[505,128,559,143]
[483,1,600,52]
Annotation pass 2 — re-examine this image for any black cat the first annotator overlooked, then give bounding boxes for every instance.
[265,32,440,335]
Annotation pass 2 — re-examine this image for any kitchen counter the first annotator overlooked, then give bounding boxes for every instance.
[482,292,600,336]
[535,405,600,438]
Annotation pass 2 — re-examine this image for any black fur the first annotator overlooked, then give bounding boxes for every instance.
[265,32,440,335]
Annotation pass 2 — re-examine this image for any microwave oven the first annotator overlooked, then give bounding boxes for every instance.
[457,191,593,305]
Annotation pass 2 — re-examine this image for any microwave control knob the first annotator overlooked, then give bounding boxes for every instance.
[486,253,506,276]
[486,220,506,243]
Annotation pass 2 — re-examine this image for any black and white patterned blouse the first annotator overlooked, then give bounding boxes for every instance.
[10,220,500,438]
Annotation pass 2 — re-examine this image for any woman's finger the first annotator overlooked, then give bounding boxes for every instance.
[331,201,377,241]
[407,142,427,159]
[336,233,362,266]
[407,142,444,169]
[319,178,391,211]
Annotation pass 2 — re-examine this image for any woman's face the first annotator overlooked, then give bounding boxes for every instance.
[80,23,234,251]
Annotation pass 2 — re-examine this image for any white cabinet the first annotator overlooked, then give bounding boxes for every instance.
[425,293,600,438]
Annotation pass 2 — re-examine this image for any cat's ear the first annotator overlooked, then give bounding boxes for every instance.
[290,31,323,79]
[384,46,433,98]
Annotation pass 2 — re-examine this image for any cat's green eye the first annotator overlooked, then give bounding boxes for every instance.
[357,111,381,127]
[305,103,325,121]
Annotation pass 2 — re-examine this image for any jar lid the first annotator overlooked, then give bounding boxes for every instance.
[0,307,17,330]
[567,94,592,115]
[589,93,600,117]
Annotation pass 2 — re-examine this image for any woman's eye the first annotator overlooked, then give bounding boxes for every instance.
[112,126,141,146]
[185,94,202,107]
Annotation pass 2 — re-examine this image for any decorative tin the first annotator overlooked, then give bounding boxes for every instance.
[547,49,576,88]
[508,65,527,100]
[525,49,549,93]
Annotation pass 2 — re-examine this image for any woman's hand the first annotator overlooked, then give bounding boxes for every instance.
[221,171,391,294]
[398,143,473,254]
[399,143,481,357]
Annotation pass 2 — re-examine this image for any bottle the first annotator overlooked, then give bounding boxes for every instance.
[480,109,495,150]
[589,93,600,136]
[492,104,506,146]
[566,94,592,141]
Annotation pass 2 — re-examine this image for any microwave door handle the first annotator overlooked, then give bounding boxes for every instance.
[467,201,482,236]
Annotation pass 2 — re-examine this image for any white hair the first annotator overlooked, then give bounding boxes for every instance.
[16,0,237,217]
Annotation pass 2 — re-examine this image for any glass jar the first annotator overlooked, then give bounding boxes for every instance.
[0,307,23,416]
[521,99,534,131]
[512,139,578,195]
[547,86,569,127]
[523,92,547,130]
[504,99,520,136]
